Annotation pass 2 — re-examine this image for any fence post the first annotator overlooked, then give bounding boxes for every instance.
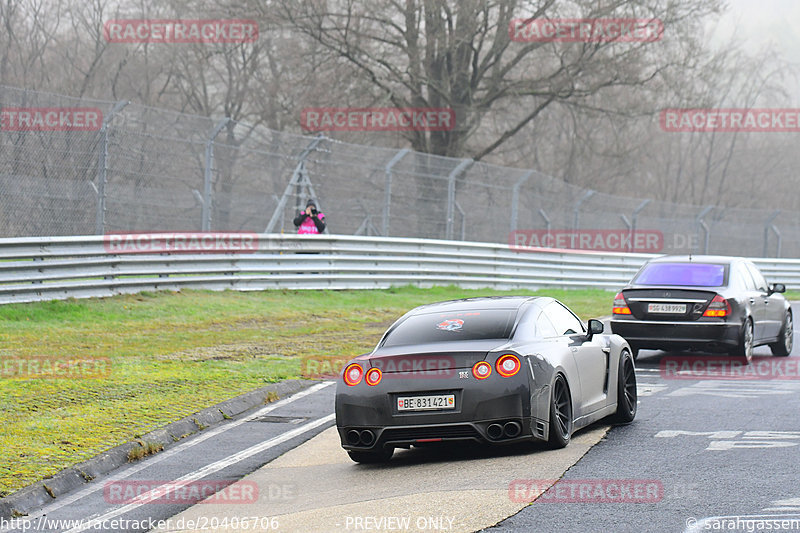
[538,209,551,244]
[202,118,231,232]
[620,214,631,233]
[446,159,473,240]
[572,190,595,231]
[629,199,651,252]
[763,210,780,258]
[383,148,409,236]
[510,170,535,233]
[95,100,129,235]
[455,201,466,241]
[695,205,713,254]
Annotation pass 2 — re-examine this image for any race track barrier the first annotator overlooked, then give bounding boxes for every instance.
[0,233,794,305]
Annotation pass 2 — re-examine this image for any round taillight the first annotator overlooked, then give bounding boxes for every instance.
[365,367,382,386]
[496,354,521,377]
[343,363,363,386]
[472,361,492,380]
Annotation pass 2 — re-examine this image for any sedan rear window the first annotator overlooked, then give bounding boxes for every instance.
[634,262,726,287]
[381,309,517,347]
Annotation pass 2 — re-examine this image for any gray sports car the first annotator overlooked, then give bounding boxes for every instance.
[335,296,637,463]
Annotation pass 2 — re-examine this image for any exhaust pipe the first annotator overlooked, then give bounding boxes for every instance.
[503,421,522,439]
[359,429,376,446]
[346,430,362,445]
[486,423,504,440]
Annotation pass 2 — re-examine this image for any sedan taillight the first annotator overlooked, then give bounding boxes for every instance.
[703,294,731,317]
[613,292,631,315]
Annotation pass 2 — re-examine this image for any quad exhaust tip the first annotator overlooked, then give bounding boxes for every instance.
[503,421,522,438]
[346,428,377,447]
[487,423,504,440]
[346,429,361,445]
[487,421,522,440]
[359,429,376,446]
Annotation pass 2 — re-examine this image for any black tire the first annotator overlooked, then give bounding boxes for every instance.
[611,350,637,424]
[347,447,394,464]
[730,318,754,364]
[547,374,573,449]
[770,311,793,357]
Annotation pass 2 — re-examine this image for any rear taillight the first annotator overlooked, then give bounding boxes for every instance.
[343,363,363,386]
[472,361,492,380]
[703,294,730,317]
[365,367,382,386]
[613,292,631,315]
[496,354,521,377]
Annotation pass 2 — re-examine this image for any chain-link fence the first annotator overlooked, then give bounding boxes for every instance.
[0,84,797,257]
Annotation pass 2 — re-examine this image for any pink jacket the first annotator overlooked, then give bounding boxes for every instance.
[297,212,325,234]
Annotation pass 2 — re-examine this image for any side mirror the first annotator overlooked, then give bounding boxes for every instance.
[770,283,786,295]
[587,319,604,339]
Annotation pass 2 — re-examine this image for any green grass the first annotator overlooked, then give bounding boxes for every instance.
[0,286,613,497]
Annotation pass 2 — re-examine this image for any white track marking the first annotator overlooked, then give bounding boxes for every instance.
[1,382,334,532]
[64,413,336,532]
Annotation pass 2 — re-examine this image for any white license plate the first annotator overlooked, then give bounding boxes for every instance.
[648,303,686,314]
[397,394,455,411]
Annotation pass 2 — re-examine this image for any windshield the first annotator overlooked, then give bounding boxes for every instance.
[633,262,727,287]
[381,309,517,348]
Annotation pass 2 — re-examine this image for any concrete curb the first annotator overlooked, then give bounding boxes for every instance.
[0,379,317,518]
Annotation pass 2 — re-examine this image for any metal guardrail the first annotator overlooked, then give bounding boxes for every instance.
[0,234,796,305]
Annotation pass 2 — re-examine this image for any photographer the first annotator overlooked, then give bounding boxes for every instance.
[293,200,326,234]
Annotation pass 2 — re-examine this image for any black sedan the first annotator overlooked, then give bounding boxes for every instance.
[610,255,792,362]
[335,296,637,463]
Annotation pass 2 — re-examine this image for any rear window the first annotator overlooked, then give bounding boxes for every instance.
[381,309,517,347]
[634,262,727,287]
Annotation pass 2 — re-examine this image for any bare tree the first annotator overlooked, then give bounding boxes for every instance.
[276,0,721,159]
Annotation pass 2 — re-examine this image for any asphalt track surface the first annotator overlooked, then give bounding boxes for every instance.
[489,336,800,533]
[6,330,800,532]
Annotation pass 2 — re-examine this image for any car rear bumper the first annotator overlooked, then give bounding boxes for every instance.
[335,373,547,450]
[610,319,741,351]
[336,419,542,451]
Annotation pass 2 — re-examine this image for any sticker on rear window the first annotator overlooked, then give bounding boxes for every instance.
[437,319,464,331]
